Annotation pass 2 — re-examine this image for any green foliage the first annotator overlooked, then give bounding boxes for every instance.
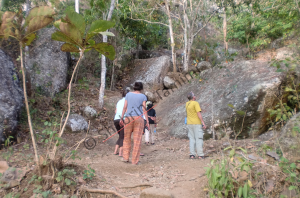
[78,77,90,90]
[227,0,300,50]
[52,10,115,60]
[0,6,55,47]
[119,15,168,50]
[56,168,77,186]
[0,0,25,12]
[83,164,96,180]
[267,53,300,124]
[279,157,300,192]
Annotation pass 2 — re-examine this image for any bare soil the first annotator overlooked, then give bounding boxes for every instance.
[0,76,211,198]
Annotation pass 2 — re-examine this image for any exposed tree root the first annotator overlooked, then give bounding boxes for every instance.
[80,187,128,198]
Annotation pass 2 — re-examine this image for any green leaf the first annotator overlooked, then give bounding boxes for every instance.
[23,33,36,46]
[282,114,287,121]
[93,42,115,60]
[237,110,245,116]
[99,31,115,37]
[290,163,296,169]
[65,178,71,185]
[0,11,17,39]
[61,43,80,52]
[238,186,243,197]
[51,31,79,46]
[228,104,235,109]
[53,19,61,29]
[229,149,235,157]
[87,20,115,39]
[87,39,95,46]
[64,10,86,36]
[25,6,55,26]
[26,16,54,36]
[237,147,247,154]
[59,22,83,47]
[289,186,297,190]
[243,183,248,198]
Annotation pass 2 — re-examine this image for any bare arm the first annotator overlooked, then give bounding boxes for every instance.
[143,101,149,128]
[197,112,206,129]
[119,100,128,126]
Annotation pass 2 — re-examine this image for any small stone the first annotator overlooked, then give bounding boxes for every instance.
[0,161,9,174]
[140,187,174,198]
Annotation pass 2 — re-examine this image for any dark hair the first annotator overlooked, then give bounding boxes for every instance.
[133,82,143,91]
[122,88,130,97]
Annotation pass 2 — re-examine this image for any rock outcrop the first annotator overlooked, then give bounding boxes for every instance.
[127,56,171,92]
[25,27,70,97]
[0,50,23,145]
[156,59,285,139]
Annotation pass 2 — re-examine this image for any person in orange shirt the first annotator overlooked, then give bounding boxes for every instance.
[186,91,207,159]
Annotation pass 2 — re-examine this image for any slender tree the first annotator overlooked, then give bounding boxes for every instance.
[99,0,116,108]
[0,6,56,175]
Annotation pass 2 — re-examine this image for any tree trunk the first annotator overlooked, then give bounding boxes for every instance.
[183,12,189,72]
[99,0,115,108]
[20,45,41,176]
[110,63,114,91]
[223,8,228,54]
[165,0,176,72]
[75,0,79,13]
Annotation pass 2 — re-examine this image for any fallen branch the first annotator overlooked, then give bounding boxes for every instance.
[80,188,127,198]
[120,183,153,189]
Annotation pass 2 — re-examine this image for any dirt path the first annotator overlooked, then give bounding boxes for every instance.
[71,126,209,198]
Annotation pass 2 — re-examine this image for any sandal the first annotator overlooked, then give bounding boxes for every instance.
[114,153,119,155]
[140,153,145,156]
[198,156,207,159]
[151,143,155,145]
[189,155,195,159]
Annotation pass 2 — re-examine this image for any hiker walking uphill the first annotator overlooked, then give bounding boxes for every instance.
[120,82,149,165]
[145,101,156,145]
[186,91,207,159]
[113,89,129,157]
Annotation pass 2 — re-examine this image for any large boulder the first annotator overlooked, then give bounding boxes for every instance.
[127,56,171,91]
[25,27,70,97]
[0,50,23,145]
[279,113,300,162]
[63,114,88,133]
[163,76,176,89]
[156,59,285,139]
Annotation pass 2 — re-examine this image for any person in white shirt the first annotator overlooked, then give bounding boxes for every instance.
[113,89,129,156]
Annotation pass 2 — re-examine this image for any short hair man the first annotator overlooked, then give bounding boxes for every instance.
[186,91,206,159]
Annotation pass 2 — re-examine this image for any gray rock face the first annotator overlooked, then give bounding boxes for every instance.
[156,60,285,139]
[25,27,69,97]
[127,56,171,91]
[163,76,176,89]
[145,91,157,103]
[83,106,97,119]
[63,114,88,133]
[140,187,174,198]
[279,113,300,161]
[0,50,23,144]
